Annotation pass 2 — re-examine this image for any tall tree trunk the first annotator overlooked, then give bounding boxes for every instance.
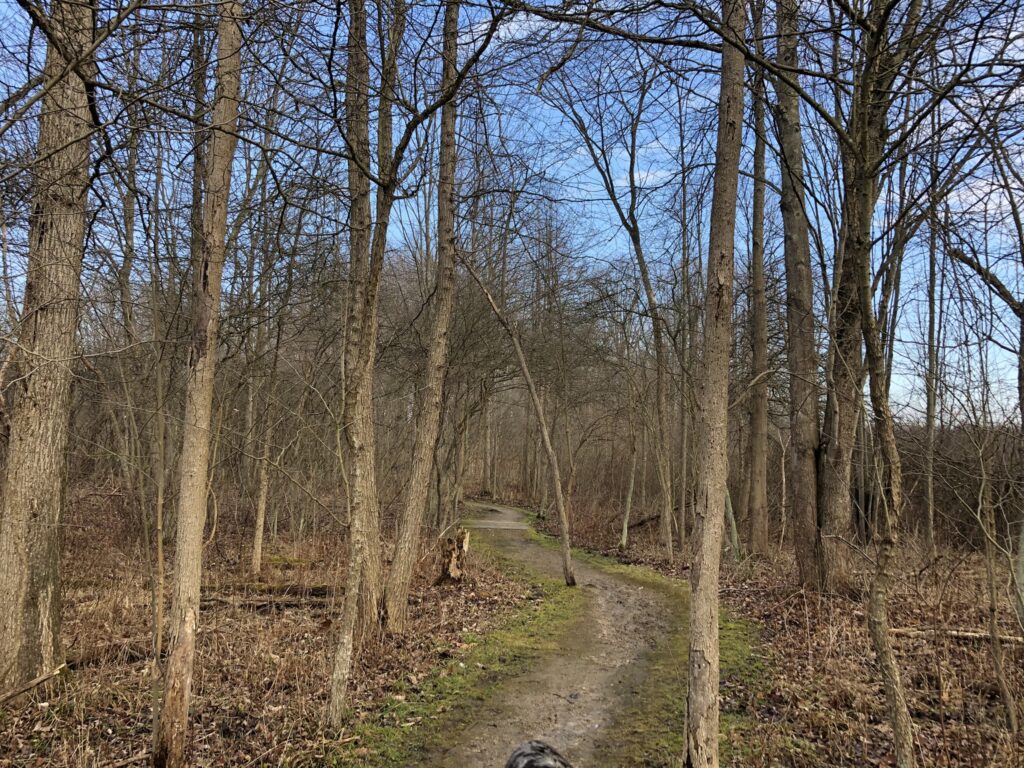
[775,0,822,588]
[633,243,675,561]
[676,83,692,552]
[746,4,769,556]
[330,0,375,727]
[977,452,1019,734]
[152,3,241,765]
[686,0,745,763]
[621,411,638,550]
[250,238,298,575]
[384,0,461,633]
[1017,318,1024,623]
[0,0,92,693]
[853,87,915,762]
[923,212,939,563]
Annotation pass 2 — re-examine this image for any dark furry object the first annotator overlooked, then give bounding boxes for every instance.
[504,741,573,768]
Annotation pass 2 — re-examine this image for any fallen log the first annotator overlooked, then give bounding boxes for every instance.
[892,627,1024,645]
[201,583,334,598]
[67,639,153,669]
[200,594,335,612]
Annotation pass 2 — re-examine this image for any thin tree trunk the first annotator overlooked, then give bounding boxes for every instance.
[856,142,916,767]
[924,210,939,563]
[467,264,575,586]
[384,0,461,633]
[978,458,1019,735]
[686,0,745,762]
[621,416,638,550]
[0,0,92,694]
[1015,317,1024,625]
[152,3,241,765]
[747,8,769,556]
[677,82,692,553]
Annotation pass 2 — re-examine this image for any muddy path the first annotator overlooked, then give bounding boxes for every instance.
[427,501,681,767]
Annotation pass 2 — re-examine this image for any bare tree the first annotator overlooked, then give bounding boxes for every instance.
[686,0,746,763]
[746,1,770,556]
[384,0,461,633]
[152,3,242,764]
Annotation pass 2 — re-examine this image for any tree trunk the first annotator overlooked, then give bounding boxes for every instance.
[818,216,863,594]
[0,0,92,694]
[633,242,675,561]
[856,141,916,767]
[152,4,241,765]
[330,0,374,725]
[621,417,638,550]
[775,0,822,588]
[978,457,1019,734]
[746,8,769,556]
[686,0,745,763]
[923,211,939,563]
[384,0,461,633]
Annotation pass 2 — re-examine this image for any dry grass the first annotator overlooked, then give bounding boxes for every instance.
[0,495,530,766]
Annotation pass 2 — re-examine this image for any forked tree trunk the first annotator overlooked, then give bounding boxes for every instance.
[0,0,92,694]
[384,0,461,633]
[686,0,745,763]
[775,0,821,588]
[152,3,241,765]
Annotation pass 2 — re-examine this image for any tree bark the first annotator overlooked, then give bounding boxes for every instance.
[853,89,916,766]
[152,3,241,765]
[0,0,92,694]
[923,210,939,563]
[384,0,461,633]
[686,0,745,763]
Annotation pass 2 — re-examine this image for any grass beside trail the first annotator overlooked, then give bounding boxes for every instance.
[325,543,584,767]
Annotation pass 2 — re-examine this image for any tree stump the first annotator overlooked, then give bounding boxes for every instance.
[437,528,470,584]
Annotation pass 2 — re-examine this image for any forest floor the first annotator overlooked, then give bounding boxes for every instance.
[0,493,575,766]
[535,501,1024,766]
[7,493,1019,766]
[0,496,760,767]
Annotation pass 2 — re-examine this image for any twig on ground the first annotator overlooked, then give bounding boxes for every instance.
[0,663,67,705]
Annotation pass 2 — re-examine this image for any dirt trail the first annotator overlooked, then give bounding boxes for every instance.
[427,501,678,768]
